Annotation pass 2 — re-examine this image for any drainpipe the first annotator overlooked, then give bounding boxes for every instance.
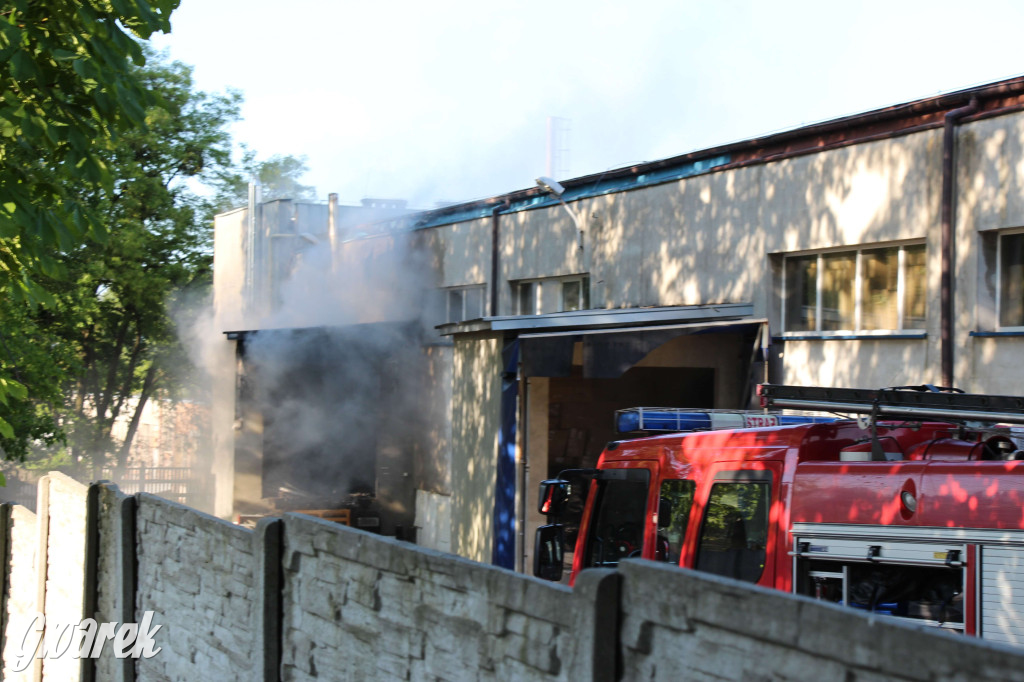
[490,201,509,316]
[940,97,978,388]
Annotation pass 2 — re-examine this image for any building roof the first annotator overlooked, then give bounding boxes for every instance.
[410,76,1024,231]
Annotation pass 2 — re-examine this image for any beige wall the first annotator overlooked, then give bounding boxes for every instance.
[212,208,247,518]
[479,128,944,323]
[779,338,933,389]
[585,132,941,315]
[436,219,491,291]
[450,333,503,562]
[958,113,1024,392]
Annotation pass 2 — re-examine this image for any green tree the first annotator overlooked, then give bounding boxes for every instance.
[41,51,240,471]
[0,0,178,444]
[214,150,318,210]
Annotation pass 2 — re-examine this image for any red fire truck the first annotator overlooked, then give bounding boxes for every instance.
[534,384,1024,646]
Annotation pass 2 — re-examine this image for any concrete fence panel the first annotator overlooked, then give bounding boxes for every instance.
[1,503,38,681]
[40,473,89,682]
[279,513,595,681]
[133,493,260,681]
[6,476,1024,681]
[616,559,1024,682]
[93,482,137,682]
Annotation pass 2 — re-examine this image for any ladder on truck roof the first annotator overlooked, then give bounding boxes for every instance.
[757,384,1024,426]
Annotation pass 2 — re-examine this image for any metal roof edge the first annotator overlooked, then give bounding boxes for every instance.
[437,303,755,336]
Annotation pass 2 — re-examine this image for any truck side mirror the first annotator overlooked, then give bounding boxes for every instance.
[537,479,570,516]
[534,524,565,581]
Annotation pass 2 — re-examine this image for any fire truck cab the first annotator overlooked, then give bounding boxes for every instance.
[534,385,1024,646]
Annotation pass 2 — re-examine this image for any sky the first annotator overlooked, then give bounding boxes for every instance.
[150,0,1024,209]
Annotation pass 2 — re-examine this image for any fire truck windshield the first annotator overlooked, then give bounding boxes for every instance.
[582,470,650,568]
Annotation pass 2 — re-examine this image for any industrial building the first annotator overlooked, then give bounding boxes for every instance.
[211,76,1024,572]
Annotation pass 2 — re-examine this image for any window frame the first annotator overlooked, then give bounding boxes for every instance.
[996,228,1024,331]
[693,471,773,584]
[512,274,590,315]
[515,280,538,316]
[560,276,590,312]
[781,242,926,335]
[444,284,486,324]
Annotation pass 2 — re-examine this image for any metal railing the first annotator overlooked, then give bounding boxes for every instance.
[101,465,212,510]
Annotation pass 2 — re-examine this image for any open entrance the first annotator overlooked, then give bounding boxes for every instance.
[547,366,714,474]
[522,326,760,571]
[232,323,424,536]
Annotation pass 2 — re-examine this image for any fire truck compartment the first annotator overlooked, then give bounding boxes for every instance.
[793,523,1024,642]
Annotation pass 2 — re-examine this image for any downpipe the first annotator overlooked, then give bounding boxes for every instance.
[940,97,978,387]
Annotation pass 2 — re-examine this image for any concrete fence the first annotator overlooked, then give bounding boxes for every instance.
[3,473,1024,681]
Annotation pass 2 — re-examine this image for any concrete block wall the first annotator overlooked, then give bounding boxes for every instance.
[279,514,592,681]
[133,493,261,681]
[6,475,1024,681]
[617,560,1024,682]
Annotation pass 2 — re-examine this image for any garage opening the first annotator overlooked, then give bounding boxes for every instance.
[521,323,763,572]
[547,365,714,473]
[232,323,424,536]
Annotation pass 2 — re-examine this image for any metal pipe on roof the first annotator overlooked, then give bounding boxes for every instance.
[940,97,978,388]
[327,192,338,273]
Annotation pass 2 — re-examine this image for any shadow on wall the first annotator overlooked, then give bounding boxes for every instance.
[780,338,934,389]
[530,134,940,313]
[451,335,501,563]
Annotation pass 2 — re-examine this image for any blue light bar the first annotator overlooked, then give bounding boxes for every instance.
[615,408,836,435]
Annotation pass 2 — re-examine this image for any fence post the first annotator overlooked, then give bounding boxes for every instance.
[571,568,622,682]
[32,475,50,682]
[255,517,283,682]
[0,503,10,668]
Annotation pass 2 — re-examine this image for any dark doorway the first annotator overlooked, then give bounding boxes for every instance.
[547,366,715,475]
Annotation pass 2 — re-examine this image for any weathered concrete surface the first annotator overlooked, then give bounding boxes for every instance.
[40,473,89,682]
[94,483,136,682]
[451,332,503,563]
[1,503,38,682]
[134,493,260,681]
[280,513,588,681]
[618,559,1024,682]
[6,477,1024,680]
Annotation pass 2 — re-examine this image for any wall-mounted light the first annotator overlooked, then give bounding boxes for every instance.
[535,176,566,197]
[535,176,583,250]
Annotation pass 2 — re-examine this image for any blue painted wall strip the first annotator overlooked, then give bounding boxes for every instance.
[492,339,519,569]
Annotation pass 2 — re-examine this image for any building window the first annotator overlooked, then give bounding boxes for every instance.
[516,281,536,316]
[445,285,485,323]
[999,231,1024,328]
[513,275,590,315]
[783,244,925,333]
[561,276,589,312]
